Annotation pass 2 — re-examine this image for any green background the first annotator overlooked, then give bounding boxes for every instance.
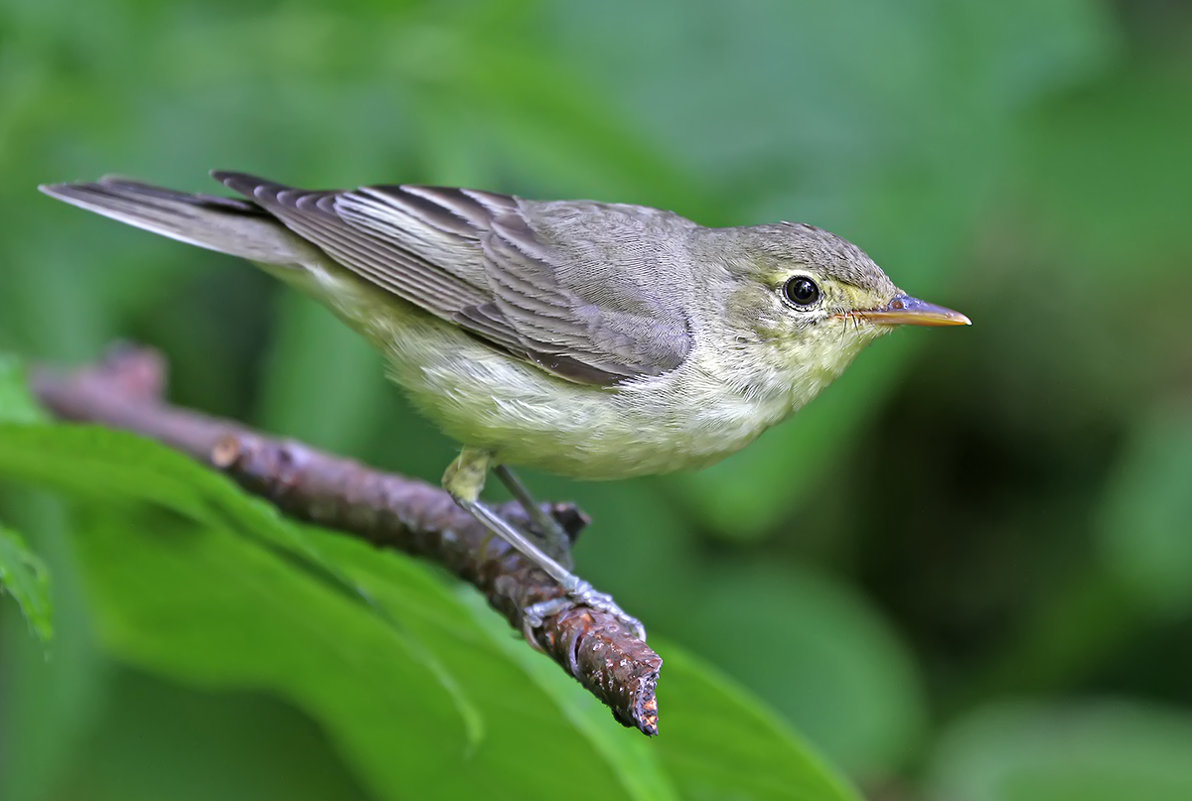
[2,0,1191,799]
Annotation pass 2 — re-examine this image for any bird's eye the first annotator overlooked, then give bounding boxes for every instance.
[783,276,820,307]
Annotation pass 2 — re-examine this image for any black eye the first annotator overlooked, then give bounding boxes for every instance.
[783,276,820,306]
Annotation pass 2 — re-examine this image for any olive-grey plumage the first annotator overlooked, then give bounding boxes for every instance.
[214,171,694,385]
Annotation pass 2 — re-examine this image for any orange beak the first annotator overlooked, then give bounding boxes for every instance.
[854,294,971,327]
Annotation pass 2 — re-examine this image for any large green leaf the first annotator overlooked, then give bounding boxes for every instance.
[0,424,486,737]
[657,646,860,801]
[319,531,678,800]
[73,511,548,799]
[462,593,860,801]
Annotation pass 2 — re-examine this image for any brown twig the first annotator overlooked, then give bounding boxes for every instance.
[30,344,661,735]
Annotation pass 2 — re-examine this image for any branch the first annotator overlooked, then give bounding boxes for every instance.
[31,345,661,735]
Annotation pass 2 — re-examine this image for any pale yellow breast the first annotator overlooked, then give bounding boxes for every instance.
[282,259,810,480]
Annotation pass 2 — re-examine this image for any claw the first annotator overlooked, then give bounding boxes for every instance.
[524,580,647,642]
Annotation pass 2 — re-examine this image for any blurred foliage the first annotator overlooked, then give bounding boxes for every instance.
[1,0,1190,799]
[927,702,1192,801]
[0,417,857,800]
[0,522,52,642]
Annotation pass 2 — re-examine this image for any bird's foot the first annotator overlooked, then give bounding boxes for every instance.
[524,578,647,642]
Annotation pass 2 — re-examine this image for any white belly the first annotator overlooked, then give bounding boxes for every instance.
[382,314,790,479]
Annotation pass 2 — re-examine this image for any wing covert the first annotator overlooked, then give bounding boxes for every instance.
[214,171,693,385]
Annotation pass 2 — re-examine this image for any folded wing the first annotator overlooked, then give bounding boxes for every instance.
[216,172,693,385]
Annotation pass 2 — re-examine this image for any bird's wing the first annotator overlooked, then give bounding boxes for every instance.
[215,172,693,385]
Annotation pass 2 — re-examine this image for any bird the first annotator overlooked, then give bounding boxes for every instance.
[39,172,970,638]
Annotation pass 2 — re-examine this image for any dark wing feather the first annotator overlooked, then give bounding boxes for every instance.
[216,173,488,316]
[478,204,693,379]
[214,171,692,385]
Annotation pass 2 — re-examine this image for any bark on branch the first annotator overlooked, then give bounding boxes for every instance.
[31,344,661,735]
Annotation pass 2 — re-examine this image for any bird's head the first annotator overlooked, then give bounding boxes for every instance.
[703,222,969,410]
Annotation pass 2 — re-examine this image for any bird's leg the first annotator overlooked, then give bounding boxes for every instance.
[493,463,574,568]
[442,447,645,640]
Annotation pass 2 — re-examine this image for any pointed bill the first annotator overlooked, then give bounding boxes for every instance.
[857,294,971,327]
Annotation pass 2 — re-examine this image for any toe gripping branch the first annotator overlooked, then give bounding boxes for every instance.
[30,344,662,735]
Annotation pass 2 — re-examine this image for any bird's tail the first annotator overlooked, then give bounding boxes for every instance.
[38,176,317,267]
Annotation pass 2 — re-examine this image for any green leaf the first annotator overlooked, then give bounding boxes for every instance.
[52,669,374,801]
[927,701,1192,801]
[460,591,679,801]
[25,452,655,798]
[0,522,52,641]
[0,423,284,530]
[0,423,484,744]
[664,562,925,778]
[0,417,861,799]
[657,645,862,801]
[320,533,679,800]
[73,509,485,799]
[469,598,863,801]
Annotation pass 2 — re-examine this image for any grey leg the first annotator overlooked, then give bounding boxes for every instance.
[442,448,645,640]
[494,464,574,569]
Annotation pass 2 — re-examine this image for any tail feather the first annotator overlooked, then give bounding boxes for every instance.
[38,176,319,266]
